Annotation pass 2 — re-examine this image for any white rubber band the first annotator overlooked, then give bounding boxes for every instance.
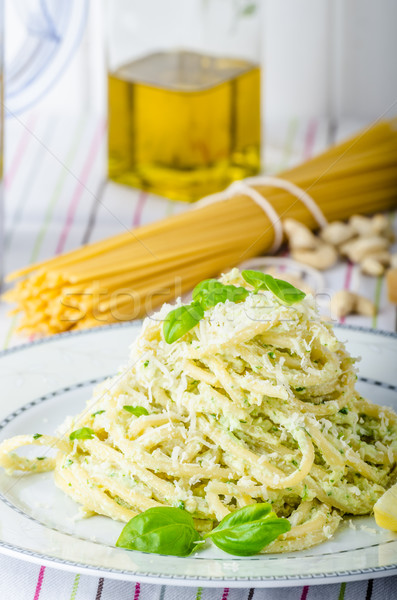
[227,181,284,253]
[243,176,328,229]
[194,175,327,254]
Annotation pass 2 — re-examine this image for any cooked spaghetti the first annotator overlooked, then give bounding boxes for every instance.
[1,270,396,553]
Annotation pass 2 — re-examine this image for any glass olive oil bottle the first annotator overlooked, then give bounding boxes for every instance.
[108,50,260,202]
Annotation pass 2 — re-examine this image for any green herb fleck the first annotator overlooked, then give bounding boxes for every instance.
[92,410,105,417]
[69,427,95,441]
[123,406,149,417]
[33,433,42,440]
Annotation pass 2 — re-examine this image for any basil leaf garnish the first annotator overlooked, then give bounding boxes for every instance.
[163,302,204,344]
[262,275,306,305]
[241,270,268,293]
[116,507,202,556]
[242,270,305,305]
[192,279,248,310]
[33,433,42,440]
[123,405,149,417]
[204,503,291,556]
[69,427,94,441]
[164,280,250,344]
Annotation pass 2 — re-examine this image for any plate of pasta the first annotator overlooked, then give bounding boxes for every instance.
[0,269,396,587]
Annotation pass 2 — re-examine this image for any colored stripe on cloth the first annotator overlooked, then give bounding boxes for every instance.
[303,118,318,161]
[338,581,346,600]
[55,120,106,255]
[221,588,229,600]
[132,191,148,228]
[165,199,176,217]
[159,585,166,600]
[195,587,203,600]
[372,276,383,328]
[365,579,373,600]
[300,585,309,600]
[133,582,141,600]
[69,573,80,600]
[247,588,255,600]
[95,577,104,600]
[33,566,45,600]
[81,178,107,245]
[5,114,38,190]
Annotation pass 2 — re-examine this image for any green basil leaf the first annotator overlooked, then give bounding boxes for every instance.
[262,274,305,305]
[123,405,149,417]
[33,433,42,440]
[69,427,94,441]
[223,284,249,304]
[205,503,291,556]
[193,279,249,310]
[192,279,223,304]
[163,302,204,344]
[116,507,202,556]
[242,270,306,305]
[241,270,268,292]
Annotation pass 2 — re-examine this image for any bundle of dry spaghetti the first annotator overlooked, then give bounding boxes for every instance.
[4,119,397,336]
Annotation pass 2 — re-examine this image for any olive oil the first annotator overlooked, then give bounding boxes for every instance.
[108,50,260,202]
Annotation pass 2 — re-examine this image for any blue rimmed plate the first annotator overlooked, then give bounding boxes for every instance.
[0,323,395,587]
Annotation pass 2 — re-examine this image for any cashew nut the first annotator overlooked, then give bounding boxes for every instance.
[349,214,376,237]
[332,290,376,319]
[332,290,356,318]
[292,243,338,270]
[283,219,318,250]
[340,236,389,263]
[360,257,385,277]
[369,251,391,265]
[355,295,376,317]
[320,221,355,246]
[372,214,389,235]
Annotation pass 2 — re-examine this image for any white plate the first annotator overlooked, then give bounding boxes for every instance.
[0,323,396,588]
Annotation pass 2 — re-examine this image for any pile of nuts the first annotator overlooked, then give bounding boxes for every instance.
[282,214,396,319]
[283,214,396,275]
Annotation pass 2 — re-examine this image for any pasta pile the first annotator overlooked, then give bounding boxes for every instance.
[1,269,396,553]
[4,119,397,336]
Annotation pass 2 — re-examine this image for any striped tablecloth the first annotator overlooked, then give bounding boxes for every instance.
[1,111,396,599]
